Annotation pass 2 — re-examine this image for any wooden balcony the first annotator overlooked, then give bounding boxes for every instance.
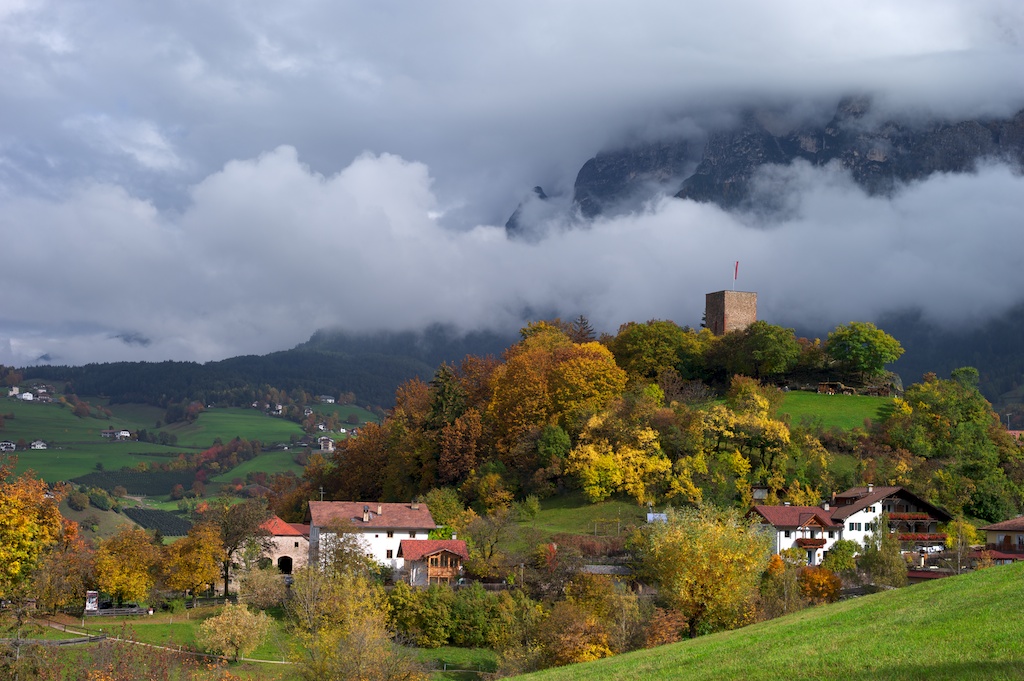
[796,537,826,548]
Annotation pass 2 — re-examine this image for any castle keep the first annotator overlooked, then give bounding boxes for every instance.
[705,290,757,335]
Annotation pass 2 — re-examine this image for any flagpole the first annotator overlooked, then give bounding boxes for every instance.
[733,261,738,291]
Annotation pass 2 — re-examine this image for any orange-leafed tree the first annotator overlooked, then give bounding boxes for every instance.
[798,566,842,604]
[32,519,94,611]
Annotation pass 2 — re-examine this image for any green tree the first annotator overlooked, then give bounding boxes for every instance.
[631,506,770,638]
[200,497,271,596]
[825,321,904,380]
[820,539,859,578]
[858,514,907,588]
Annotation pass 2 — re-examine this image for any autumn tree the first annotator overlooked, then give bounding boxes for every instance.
[288,567,398,677]
[758,554,806,620]
[567,414,671,504]
[198,603,271,661]
[798,566,842,604]
[535,600,613,668]
[94,526,159,605]
[944,518,981,575]
[32,520,94,612]
[631,506,770,638]
[164,522,226,605]
[239,567,287,610]
[0,460,66,598]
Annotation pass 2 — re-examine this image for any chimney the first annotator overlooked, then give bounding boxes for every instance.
[377,504,383,516]
[362,505,370,523]
[823,502,830,511]
[867,483,874,494]
[411,501,420,510]
[451,533,457,540]
[783,502,791,506]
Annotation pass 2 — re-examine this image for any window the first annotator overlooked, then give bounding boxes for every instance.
[387,531,393,538]
[375,534,379,538]
[784,530,791,538]
[409,531,417,538]
[294,541,299,548]
[386,550,393,559]
[848,522,861,531]
[828,531,835,539]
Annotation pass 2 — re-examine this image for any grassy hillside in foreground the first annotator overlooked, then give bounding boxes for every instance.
[777,391,892,431]
[517,562,1024,681]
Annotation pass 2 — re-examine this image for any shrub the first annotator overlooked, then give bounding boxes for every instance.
[89,489,112,511]
[67,490,89,512]
[798,566,842,604]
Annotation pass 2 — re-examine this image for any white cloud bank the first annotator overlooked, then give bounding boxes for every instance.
[2,147,1023,365]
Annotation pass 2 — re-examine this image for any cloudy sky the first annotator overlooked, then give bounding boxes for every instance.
[2,0,1024,366]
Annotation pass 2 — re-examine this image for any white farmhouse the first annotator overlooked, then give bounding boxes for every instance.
[751,504,842,565]
[829,485,951,552]
[30,440,47,450]
[308,501,437,573]
[753,484,953,564]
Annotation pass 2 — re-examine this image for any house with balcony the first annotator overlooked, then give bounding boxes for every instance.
[829,485,951,551]
[399,539,468,586]
[750,504,842,565]
[308,501,437,573]
[978,516,1024,562]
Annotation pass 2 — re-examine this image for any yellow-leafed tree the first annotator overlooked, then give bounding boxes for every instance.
[95,526,159,604]
[631,506,770,638]
[198,602,271,661]
[0,458,66,597]
[164,522,226,605]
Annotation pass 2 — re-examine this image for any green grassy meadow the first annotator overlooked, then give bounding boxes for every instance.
[162,409,304,448]
[516,562,1024,681]
[308,402,380,424]
[210,450,304,483]
[532,492,648,536]
[777,391,892,430]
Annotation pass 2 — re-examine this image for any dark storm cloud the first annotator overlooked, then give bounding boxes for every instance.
[1,0,1023,364]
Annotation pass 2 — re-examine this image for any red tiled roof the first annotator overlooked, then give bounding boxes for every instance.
[309,501,436,531]
[261,515,304,537]
[288,523,311,537]
[980,516,1024,532]
[398,539,468,562]
[751,505,840,529]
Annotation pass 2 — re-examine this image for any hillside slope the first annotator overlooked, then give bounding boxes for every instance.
[517,562,1024,681]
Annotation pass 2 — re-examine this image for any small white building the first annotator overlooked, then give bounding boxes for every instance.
[260,516,310,575]
[317,436,335,453]
[7,387,19,397]
[308,501,437,572]
[30,440,47,450]
[0,441,16,452]
[18,392,33,401]
[319,395,336,404]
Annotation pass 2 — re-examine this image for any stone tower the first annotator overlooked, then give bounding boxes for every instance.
[705,290,757,335]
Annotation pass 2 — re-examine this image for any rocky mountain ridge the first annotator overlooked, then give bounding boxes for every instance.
[506,98,1024,234]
